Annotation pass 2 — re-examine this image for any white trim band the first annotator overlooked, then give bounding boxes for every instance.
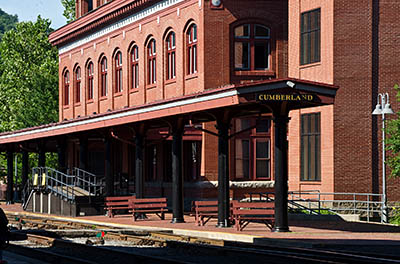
[59,0,184,54]
[0,90,238,140]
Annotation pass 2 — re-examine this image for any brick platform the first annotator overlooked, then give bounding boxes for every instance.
[2,202,400,250]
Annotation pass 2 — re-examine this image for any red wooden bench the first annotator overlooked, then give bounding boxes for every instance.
[104,196,136,218]
[232,201,275,231]
[193,200,218,226]
[193,200,234,226]
[130,198,168,221]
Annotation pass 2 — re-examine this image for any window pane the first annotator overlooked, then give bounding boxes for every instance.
[236,118,251,131]
[234,24,249,38]
[256,160,269,178]
[309,135,316,180]
[300,113,321,181]
[301,12,309,33]
[255,25,269,38]
[193,25,197,41]
[301,135,309,179]
[235,139,250,179]
[234,42,249,69]
[256,141,269,158]
[300,9,320,65]
[254,42,269,69]
[256,119,270,133]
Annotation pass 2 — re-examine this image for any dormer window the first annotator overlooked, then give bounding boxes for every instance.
[234,24,270,71]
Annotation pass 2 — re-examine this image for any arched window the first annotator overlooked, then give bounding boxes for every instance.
[87,62,94,100]
[166,32,176,80]
[131,45,139,89]
[234,24,270,70]
[100,57,108,97]
[63,70,70,106]
[114,51,123,93]
[147,39,156,85]
[75,67,81,103]
[187,24,197,75]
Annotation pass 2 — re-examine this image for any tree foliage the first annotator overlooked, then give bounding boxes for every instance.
[385,84,400,177]
[0,16,59,132]
[61,0,76,23]
[0,8,18,39]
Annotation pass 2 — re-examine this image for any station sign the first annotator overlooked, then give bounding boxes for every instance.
[257,93,315,102]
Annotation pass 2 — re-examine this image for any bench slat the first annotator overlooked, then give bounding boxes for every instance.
[194,201,218,206]
[233,209,274,215]
[133,198,166,203]
[131,197,168,221]
[132,203,167,209]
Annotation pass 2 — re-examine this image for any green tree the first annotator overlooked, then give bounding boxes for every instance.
[0,16,59,132]
[0,8,18,39]
[0,17,59,183]
[385,84,400,177]
[61,0,76,23]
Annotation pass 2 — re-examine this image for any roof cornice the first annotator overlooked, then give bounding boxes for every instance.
[49,0,160,47]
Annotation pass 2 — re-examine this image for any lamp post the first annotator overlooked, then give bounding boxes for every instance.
[372,93,394,223]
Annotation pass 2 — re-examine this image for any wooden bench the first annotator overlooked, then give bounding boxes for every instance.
[193,200,218,226]
[232,201,275,231]
[130,198,168,221]
[104,196,135,218]
[193,200,234,226]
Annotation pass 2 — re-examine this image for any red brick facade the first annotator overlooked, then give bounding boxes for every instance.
[15,0,400,202]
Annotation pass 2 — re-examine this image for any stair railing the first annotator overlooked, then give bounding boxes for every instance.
[21,180,33,210]
[71,167,104,196]
[32,167,75,202]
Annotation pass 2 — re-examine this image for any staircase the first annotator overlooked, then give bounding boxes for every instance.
[22,167,104,217]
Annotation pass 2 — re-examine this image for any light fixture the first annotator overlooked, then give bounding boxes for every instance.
[211,0,222,6]
[372,103,382,115]
[372,92,395,223]
[286,81,296,88]
[382,103,394,114]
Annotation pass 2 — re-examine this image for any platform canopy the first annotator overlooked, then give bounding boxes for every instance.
[0,78,337,151]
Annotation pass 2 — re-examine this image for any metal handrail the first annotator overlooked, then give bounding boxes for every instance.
[71,167,103,196]
[21,181,32,210]
[249,190,384,222]
[32,167,76,202]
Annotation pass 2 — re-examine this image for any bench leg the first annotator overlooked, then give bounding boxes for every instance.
[132,212,136,221]
[161,212,165,220]
[235,219,240,231]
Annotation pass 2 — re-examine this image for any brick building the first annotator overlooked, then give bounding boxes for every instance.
[3,0,398,229]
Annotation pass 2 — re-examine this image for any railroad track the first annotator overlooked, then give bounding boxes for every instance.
[5,213,400,263]
[6,230,400,264]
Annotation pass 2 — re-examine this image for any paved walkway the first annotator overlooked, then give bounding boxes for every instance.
[2,202,400,251]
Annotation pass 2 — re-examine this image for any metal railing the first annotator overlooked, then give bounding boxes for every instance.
[249,190,384,222]
[32,167,76,202]
[288,190,384,222]
[21,181,34,210]
[70,167,104,196]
